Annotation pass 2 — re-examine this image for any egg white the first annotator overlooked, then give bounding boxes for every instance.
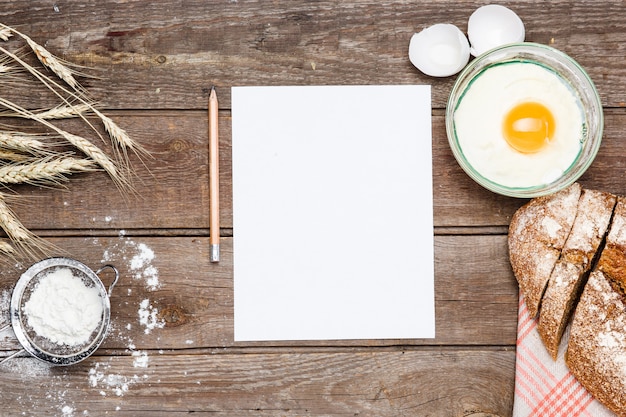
[454,62,583,188]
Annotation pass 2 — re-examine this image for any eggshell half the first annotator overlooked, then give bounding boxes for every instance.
[468,5,525,56]
[408,23,470,77]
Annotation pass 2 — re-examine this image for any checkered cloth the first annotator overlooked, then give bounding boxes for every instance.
[512,295,615,417]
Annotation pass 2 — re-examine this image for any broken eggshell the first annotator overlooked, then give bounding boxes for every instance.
[408,23,470,77]
[468,4,525,56]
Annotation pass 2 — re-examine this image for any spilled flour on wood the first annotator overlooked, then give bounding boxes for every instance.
[88,359,149,397]
[102,235,162,291]
[86,236,163,399]
[138,298,165,334]
[0,237,165,414]
[102,235,166,335]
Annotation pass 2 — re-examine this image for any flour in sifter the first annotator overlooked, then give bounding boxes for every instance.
[24,267,103,346]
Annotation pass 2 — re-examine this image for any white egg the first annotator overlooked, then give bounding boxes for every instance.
[468,5,525,56]
[408,23,470,77]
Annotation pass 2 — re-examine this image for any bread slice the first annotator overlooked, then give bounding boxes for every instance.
[566,270,626,416]
[537,189,616,359]
[508,182,582,317]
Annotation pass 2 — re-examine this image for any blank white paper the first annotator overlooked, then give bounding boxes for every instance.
[232,85,434,341]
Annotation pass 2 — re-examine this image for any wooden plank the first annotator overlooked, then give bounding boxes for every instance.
[0,348,515,416]
[3,111,625,232]
[0,1,623,109]
[0,235,518,352]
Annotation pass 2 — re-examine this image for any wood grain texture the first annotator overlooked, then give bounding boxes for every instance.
[0,349,515,416]
[0,1,623,109]
[3,111,626,231]
[0,235,517,352]
[0,0,623,415]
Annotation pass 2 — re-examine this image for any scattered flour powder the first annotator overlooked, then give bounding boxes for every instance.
[24,268,103,346]
[138,298,165,334]
[102,238,161,291]
[130,243,160,290]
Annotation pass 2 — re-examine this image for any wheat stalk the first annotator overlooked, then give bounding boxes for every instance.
[0,23,146,259]
[0,26,148,167]
[0,156,96,186]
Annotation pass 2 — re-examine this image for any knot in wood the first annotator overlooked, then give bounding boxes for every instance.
[158,305,189,326]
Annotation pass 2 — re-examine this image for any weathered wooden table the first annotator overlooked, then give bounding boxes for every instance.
[0,1,624,415]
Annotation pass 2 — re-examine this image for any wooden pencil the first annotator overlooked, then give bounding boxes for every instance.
[209,86,220,262]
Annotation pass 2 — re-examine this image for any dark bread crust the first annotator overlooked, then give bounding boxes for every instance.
[508,183,582,317]
[566,271,626,417]
[596,198,626,295]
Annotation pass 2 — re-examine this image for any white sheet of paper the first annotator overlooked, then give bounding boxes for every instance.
[231,85,434,341]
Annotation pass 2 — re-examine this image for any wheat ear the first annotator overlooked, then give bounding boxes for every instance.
[0,238,14,254]
[0,192,56,259]
[0,156,96,186]
[0,238,16,264]
[0,28,12,41]
[0,131,46,152]
[60,132,125,184]
[35,103,91,119]
[0,42,144,166]
[0,23,78,89]
[0,97,130,191]
[97,110,151,161]
[0,26,149,165]
[0,150,29,162]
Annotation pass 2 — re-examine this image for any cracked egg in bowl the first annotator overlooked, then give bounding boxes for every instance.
[446,43,603,198]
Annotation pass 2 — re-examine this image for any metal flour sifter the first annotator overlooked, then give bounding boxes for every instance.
[0,257,119,366]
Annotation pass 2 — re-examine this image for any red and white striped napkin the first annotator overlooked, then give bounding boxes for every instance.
[513,295,615,417]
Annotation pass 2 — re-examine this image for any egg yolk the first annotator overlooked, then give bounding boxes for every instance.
[502,101,555,153]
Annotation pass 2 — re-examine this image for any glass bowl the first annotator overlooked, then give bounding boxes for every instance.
[446,42,603,198]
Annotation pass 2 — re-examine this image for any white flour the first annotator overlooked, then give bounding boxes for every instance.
[102,238,161,291]
[130,243,160,290]
[24,267,103,346]
[138,298,165,334]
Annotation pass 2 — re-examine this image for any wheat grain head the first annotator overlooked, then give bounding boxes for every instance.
[0,192,56,259]
[0,156,96,186]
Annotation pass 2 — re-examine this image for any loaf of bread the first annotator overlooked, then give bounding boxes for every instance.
[537,189,616,359]
[509,186,626,415]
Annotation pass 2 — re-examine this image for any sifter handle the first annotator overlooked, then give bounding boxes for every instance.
[96,265,120,297]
